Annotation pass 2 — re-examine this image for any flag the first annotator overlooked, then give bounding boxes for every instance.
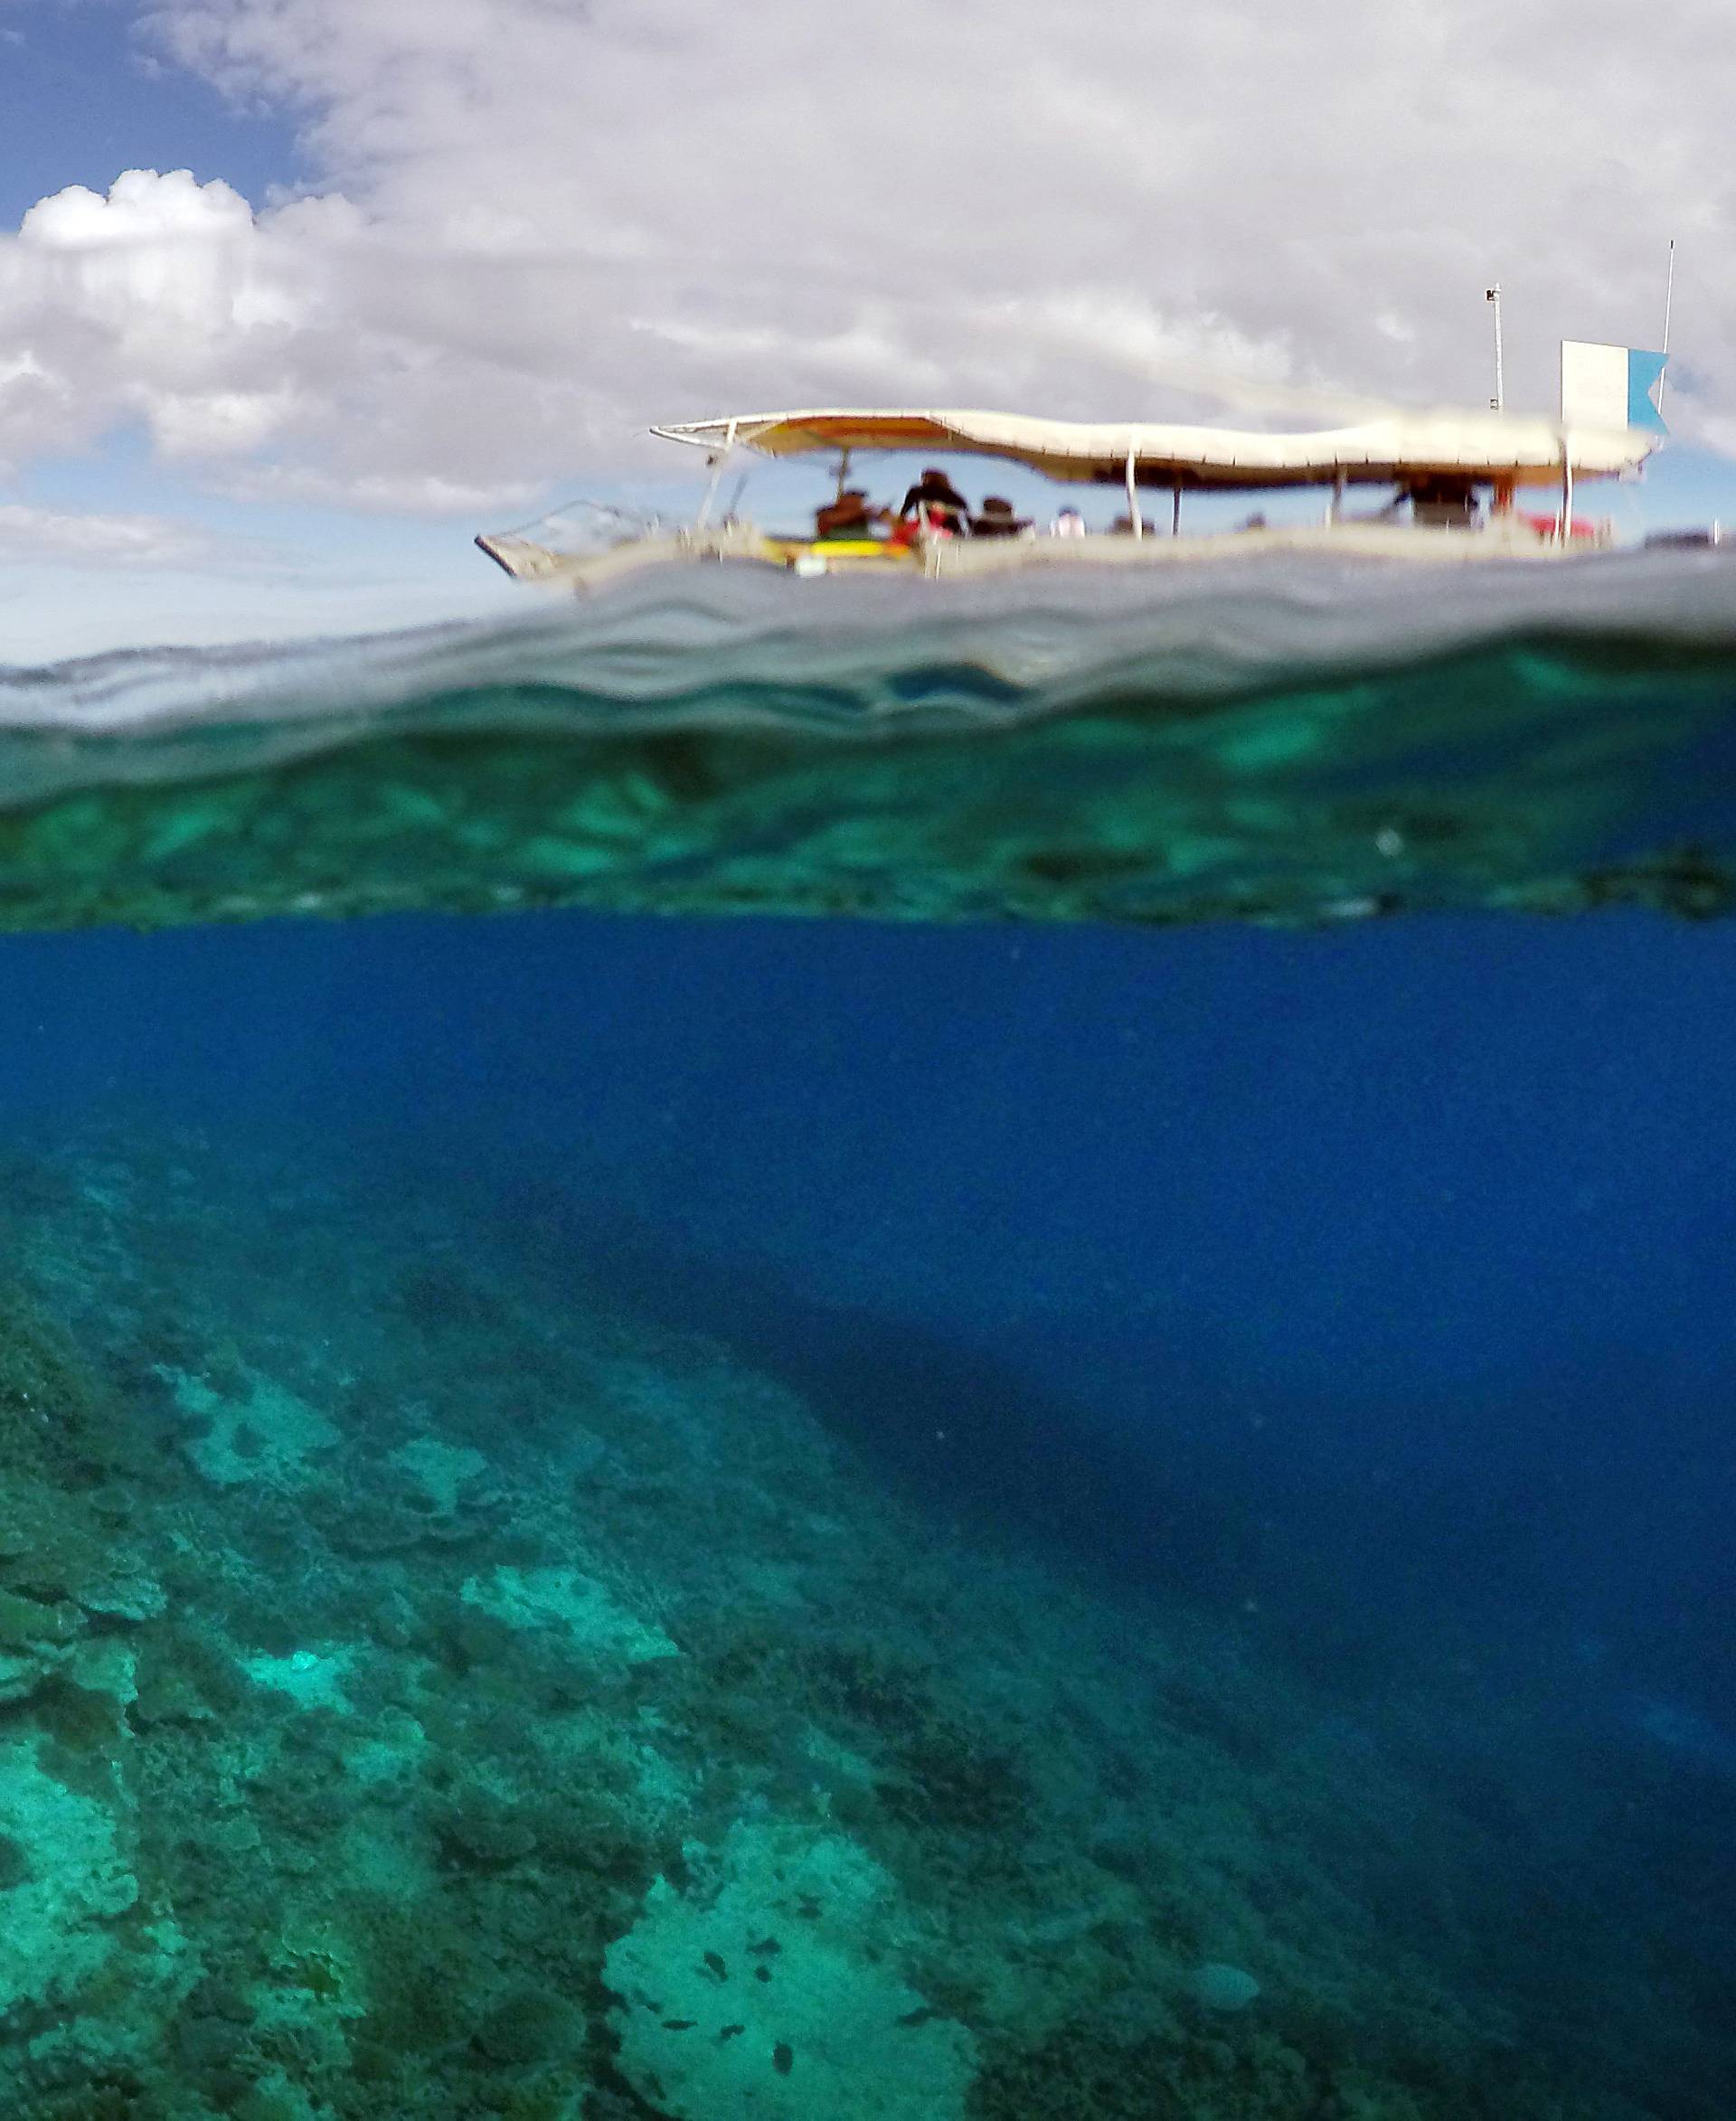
[1561,341,1669,434]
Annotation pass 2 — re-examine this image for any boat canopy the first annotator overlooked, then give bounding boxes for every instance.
[651,407,1655,488]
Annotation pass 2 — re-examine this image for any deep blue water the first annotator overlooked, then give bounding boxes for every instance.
[7,902,1732,1702]
[6,909,1735,1705]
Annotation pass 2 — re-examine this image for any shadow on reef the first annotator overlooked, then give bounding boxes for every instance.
[498,1190,1255,1602]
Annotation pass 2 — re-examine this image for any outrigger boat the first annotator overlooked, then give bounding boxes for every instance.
[476,343,1669,592]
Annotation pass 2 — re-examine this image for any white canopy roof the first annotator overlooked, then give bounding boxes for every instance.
[652,406,1655,488]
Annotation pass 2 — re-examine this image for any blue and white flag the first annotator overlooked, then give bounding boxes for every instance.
[1561,341,1669,434]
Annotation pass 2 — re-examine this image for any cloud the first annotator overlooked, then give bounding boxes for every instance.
[3,2,1732,512]
[0,169,313,467]
[0,499,242,567]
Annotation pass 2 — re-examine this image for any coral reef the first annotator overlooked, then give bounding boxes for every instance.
[0,1124,1724,2120]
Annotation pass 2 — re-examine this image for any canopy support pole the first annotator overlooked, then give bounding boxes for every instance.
[695,417,739,531]
[1329,469,1345,525]
[1173,476,1182,536]
[1126,450,1142,539]
[1659,238,1675,421]
[1561,441,1574,547]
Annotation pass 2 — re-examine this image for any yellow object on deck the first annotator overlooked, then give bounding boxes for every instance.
[766,537,922,573]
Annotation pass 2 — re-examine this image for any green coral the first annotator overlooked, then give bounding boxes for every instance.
[0,1286,101,1472]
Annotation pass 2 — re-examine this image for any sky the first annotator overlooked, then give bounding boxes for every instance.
[3,0,1736,653]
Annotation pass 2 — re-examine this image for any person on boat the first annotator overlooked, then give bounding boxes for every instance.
[899,467,971,535]
[969,496,1033,539]
[814,489,887,540]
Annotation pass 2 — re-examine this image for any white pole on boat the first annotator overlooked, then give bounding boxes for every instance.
[1126,448,1143,539]
[1173,474,1182,536]
[695,417,739,531]
[1561,440,1574,547]
[1658,238,1676,419]
[1486,285,1505,412]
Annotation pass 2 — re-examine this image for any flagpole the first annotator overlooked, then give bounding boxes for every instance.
[1659,240,1676,419]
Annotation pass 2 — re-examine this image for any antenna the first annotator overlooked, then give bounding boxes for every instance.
[1485,284,1505,411]
[1659,239,1676,419]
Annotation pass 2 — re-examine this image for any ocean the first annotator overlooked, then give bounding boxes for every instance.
[0,553,1731,2120]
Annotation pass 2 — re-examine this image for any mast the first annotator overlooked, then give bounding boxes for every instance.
[1658,239,1676,419]
[1486,285,1505,412]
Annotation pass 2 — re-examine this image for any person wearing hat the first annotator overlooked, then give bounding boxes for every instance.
[969,496,1032,539]
[899,467,971,536]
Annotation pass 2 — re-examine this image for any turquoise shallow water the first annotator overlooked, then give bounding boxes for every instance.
[5,551,1736,931]
[0,561,1732,2119]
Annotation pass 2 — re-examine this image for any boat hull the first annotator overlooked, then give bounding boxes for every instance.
[477,514,1603,595]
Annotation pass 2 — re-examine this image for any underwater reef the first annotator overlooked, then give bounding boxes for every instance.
[0,1124,1729,2120]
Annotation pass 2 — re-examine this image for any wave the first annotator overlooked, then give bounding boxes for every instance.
[3,550,1736,932]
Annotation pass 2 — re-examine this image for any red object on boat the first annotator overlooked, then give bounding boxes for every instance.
[1519,513,1598,541]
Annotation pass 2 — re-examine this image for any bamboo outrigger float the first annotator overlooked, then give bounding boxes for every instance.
[477,348,1669,592]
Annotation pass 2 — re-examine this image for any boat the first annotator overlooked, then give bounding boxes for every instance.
[476,343,1668,593]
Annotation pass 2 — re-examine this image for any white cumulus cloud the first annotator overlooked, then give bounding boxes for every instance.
[0,168,315,467]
